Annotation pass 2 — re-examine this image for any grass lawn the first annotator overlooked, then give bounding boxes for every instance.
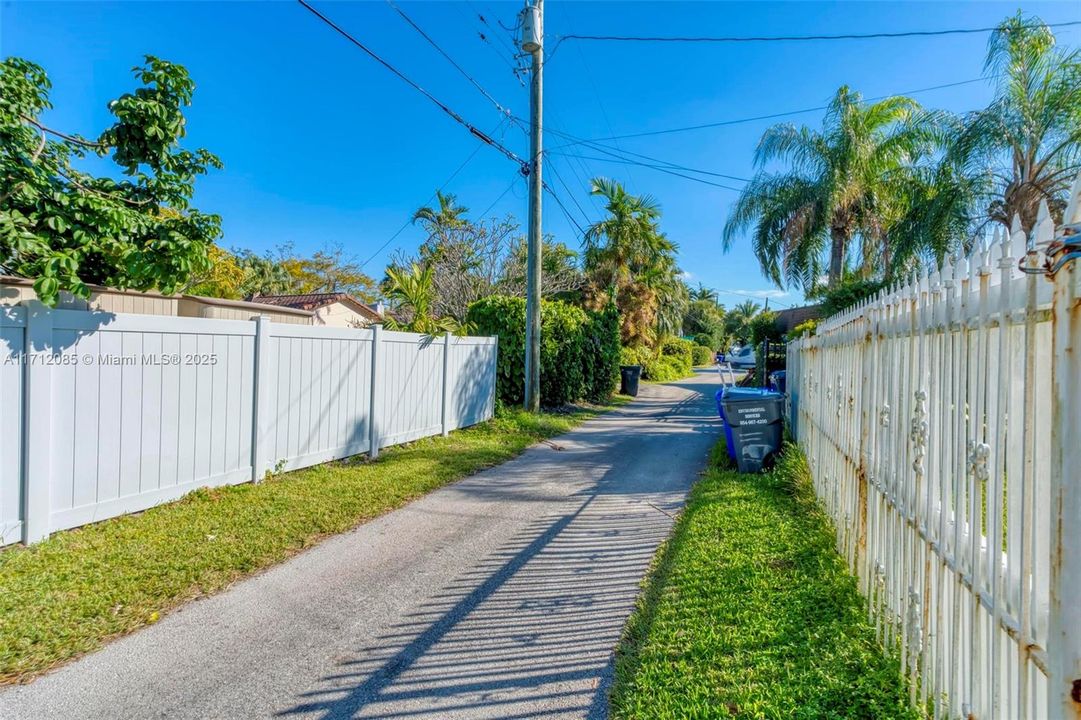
[610,443,916,720]
[0,401,621,684]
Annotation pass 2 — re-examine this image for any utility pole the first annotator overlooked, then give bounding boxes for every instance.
[521,0,543,412]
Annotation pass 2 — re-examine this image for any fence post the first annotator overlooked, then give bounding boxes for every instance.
[369,324,383,458]
[251,315,270,482]
[1048,187,1081,719]
[441,333,452,437]
[21,300,52,544]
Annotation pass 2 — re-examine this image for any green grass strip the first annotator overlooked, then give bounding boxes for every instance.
[0,403,621,684]
[610,443,917,720]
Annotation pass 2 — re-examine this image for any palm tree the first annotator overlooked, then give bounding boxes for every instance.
[382,263,464,335]
[584,178,684,345]
[724,87,933,289]
[689,283,718,303]
[731,300,761,321]
[948,13,1081,232]
[583,178,667,289]
[412,191,469,242]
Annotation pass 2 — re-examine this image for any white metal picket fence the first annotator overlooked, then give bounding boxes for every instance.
[0,303,497,546]
[789,185,1081,719]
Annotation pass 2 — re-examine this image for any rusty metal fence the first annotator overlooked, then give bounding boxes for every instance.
[788,178,1081,720]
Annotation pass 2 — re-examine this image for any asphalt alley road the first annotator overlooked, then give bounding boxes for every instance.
[1,370,722,720]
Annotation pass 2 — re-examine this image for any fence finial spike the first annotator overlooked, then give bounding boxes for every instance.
[1035,200,1055,246]
[1064,170,1081,225]
[1010,216,1028,259]
[955,250,969,281]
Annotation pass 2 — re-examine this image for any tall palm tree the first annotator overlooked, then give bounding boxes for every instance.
[949,13,1081,232]
[723,87,932,289]
[583,177,667,289]
[731,300,761,321]
[584,178,684,345]
[412,191,469,242]
[689,283,718,303]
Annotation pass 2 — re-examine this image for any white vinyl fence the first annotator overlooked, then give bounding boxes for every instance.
[788,189,1081,720]
[0,304,496,546]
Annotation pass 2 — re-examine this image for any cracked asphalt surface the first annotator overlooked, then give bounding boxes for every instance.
[0,370,721,720]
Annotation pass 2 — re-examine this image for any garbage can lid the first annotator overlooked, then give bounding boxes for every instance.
[721,387,784,402]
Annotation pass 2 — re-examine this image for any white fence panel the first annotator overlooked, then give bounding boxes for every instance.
[788,194,1081,719]
[264,325,373,473]
[447,337,497,431]
[376,331,444,448]
[2,304,497,546]
[0,307,26,544]
[46,311,257,534]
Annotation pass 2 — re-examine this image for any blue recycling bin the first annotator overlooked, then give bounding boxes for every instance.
[715,386,786,470]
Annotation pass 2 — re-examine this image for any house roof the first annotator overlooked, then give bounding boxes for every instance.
[774,304,823,332]
[251,293,382,320]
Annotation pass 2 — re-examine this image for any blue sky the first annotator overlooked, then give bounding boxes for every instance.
[3,1,1079,308]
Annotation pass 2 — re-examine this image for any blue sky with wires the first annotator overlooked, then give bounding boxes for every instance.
[4,1,1079,308]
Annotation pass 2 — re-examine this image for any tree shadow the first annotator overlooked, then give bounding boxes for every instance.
[276,376,722,720]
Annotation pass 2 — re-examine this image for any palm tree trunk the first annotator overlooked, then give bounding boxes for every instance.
[828,227,847,287]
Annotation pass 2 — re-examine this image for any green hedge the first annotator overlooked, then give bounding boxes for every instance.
[621,337,696,382]
[692,345,713,366]
[467,295,622,407]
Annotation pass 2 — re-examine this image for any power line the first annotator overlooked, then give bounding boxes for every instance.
[386,0,516,122]
[477,175,521,219]
[547,19,1081,56]
[714,289,793,309]
[545,155,593,228]
[551,148,750,183]
[550,75,999,144]
[542,181,586,238]
[298,0,529,172]
[359,122,501,269]
[544,146,744,191]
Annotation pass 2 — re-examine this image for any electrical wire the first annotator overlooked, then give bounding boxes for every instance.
[542,181,587,238]
[477,175,521,219]
[546,19,1081,57]
[545,156,593,228]
[298,0,529,172]
[551,148,750,183]
[714,289,793,309]
[359,124,498,269]
[548,75,998,144]
[386,0,516,122]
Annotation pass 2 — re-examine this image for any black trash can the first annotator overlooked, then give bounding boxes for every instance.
[720,388,785,473]
[619,365,642,397]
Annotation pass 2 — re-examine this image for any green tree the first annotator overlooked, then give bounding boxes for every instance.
[0,56,222,305]
[281,244,377,301]
[689,283,718,303]
[724,87,932,290]
[584,177,684,346]
[412,191,469,241]
[382,263,462,334]
[683,298,726,349]
[949,13,1081,232]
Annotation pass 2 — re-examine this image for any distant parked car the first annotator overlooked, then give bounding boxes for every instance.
[728,345,756,369]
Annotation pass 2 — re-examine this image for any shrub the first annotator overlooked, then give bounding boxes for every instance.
[812,277,886,317]
[692,345,713,366]
[789,318,819,339]
[582,301,621,402]
[467,296,527,405]
[467,295,619,407]
[540,301,588,406]
[747,310,784,346]
[640,337,694,381]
